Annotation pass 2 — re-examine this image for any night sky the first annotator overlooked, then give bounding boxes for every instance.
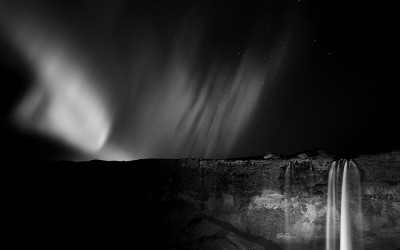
[0,0,399,161]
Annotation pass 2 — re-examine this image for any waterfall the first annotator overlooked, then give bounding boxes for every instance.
[340,161,351,250]
[285,162,293,249]
[326,161,337,250]
[326,160,363,250]
[347,160,364,250]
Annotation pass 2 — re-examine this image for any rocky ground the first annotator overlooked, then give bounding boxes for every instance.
[6,150,400,249]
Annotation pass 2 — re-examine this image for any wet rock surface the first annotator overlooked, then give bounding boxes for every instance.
[7,150,400,249]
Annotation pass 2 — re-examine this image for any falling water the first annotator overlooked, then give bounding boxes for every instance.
[284,162,293,249]
[347,161,364,250]
[284,163,291,235]
[326,160,363,250]
[326,161,337,250]
[291,163,295,194]
[340,161,351,250]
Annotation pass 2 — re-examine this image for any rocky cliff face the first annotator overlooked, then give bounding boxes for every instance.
[8,150,400,249]
[125,150,400,249]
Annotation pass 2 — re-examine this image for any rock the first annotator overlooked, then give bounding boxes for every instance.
[263,153,277,160]
[9,149,400,249]
[297,153,308,160]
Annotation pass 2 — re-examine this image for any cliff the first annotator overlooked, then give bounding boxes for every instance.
[7,150,400,249]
